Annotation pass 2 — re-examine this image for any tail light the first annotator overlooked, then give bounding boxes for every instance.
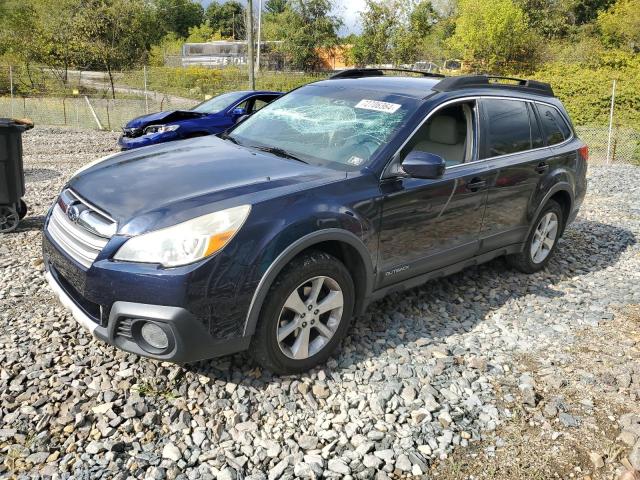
[578,145,589,162]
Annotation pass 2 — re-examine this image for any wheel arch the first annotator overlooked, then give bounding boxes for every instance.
[242,229,374,337]
[527,182,574,239]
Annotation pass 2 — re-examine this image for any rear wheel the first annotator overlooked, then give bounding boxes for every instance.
[507,199,563,273]
[250,251,355,374]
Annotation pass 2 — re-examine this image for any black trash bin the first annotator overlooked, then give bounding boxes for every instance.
[0,118,33,233]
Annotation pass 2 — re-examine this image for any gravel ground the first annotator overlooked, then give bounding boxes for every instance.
[1,127,640,479]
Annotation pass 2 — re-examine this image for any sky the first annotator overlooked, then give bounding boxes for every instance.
[199,0,366,35]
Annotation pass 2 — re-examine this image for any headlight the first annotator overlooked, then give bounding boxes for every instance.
[114,205,251,267]
[144,124,180,135]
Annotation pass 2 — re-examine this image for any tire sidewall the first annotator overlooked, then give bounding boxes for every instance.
[258,253,355,373]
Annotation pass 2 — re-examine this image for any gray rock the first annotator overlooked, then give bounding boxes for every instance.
[162,443,182,462]
[559,413,580,428]
[327,458,350,475]
[395,454,412,472]
[373,449,394,463]
[269,458,289,480]
[293,462,314,478]
[298,435,319,450]
[363,454,382,469]
[217,468,237,480]
[86,441,106,454]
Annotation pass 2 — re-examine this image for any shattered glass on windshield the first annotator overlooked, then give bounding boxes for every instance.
[229,87,420,170]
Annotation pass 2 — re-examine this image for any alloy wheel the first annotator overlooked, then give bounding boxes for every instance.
[530,211,559,263]
[277,275,344,360]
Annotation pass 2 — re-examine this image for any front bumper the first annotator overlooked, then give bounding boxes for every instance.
[118,131,179,150]
[42,229,252,363]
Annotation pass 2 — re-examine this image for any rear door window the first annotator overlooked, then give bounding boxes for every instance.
[481,99,532,158]
[536,104,572,145]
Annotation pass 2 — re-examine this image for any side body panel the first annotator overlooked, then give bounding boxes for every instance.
[376,162,489,287]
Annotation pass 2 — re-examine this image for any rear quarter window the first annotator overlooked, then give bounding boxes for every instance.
[536,104,572,145]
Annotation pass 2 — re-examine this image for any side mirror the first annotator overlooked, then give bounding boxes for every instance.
[232,107,247,117]
[402,151,446,179]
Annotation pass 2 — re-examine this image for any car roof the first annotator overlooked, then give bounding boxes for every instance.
[312,76,442,99]
[312,73,557,103]
[235,90,283,96]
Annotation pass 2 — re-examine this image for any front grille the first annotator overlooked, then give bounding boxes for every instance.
[47,190,116,269]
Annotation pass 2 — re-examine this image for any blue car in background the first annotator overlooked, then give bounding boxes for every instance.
[118,90,282,150]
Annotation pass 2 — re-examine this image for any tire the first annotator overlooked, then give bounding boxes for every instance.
[250,250,355,374]
[507,199,564,273]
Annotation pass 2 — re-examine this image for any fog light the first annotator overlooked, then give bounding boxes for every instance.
[140,322,169,349]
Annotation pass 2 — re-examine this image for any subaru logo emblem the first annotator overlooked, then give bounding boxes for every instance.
[67,205,80,223]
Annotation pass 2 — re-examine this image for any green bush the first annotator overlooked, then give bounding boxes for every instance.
[122,66,327,100]
[531,58,640,130]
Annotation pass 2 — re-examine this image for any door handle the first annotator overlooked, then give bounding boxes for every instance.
[535,162,549,174]
[466,177,487,192]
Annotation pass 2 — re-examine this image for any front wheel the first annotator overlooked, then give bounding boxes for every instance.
[507,199,564,273]
[250,251,355,374]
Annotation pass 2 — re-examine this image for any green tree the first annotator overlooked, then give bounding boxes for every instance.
[447,0,536,71]
[264,0,341,70]
[392,0,439,64]
[154,0,204,37]
[515,0,571,38]
[265,0,288,14]
[352,0,440,66]
[598,0,640,52]
[186,22,216,42]
[205,1,245,39]
[573,0,615,24]
[78,0,159,97]
[351,0,396,65]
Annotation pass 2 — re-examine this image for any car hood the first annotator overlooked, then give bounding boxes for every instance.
[125,110,206,129]
[68,136,343,235]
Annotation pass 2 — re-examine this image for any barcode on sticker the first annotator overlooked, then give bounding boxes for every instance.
[355,99,401,114]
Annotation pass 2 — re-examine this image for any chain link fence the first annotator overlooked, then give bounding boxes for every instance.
[576,125,640,165]
[0,64,638,165]
[0,95,196,132]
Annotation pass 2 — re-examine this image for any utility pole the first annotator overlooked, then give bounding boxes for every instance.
[247,0,255,90]
[256,0,263,72]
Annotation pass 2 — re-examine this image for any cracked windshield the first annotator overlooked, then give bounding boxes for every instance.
[228,85,420,170]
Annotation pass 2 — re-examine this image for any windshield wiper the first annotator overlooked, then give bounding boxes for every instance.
[219,132,240,145]
[250,145,308,164]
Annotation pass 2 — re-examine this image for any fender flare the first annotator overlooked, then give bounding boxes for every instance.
[242,228,375,337]
[526,182,574,239]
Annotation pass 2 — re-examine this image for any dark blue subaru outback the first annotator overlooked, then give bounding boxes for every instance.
[43,70,588,373]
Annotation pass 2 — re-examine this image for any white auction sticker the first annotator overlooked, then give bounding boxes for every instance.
[355,99,401,114]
